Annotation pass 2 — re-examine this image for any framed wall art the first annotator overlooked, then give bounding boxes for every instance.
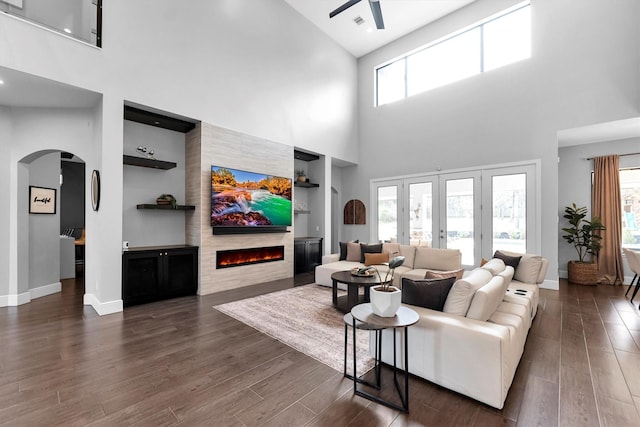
[29,186,56,214]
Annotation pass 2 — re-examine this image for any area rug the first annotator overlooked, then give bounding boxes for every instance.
[213,284,375,374]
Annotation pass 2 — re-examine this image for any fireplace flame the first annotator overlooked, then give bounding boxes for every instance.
[217,246,285,268]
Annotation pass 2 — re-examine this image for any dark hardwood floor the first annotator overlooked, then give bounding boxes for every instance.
[1,272,639,426]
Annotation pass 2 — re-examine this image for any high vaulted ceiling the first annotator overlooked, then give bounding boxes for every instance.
[284,0,476,58]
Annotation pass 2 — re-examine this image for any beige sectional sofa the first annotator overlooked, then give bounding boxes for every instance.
[315,243,463,289]
[316,245,548,409]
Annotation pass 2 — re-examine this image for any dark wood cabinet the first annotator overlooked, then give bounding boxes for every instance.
[122,245,198,307]
[294,237,322,275]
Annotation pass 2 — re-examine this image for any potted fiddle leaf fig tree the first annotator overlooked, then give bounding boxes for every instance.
[370,255,405,317]
[561,203,605,285]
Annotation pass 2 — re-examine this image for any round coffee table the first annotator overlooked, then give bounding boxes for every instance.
[331,270,382,313]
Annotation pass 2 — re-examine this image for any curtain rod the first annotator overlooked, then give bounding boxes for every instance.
[585,152,640,160]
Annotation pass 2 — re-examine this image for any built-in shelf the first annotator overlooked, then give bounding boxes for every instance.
[294,210,310,214]
[123,155,177,170]
[294,181,319,188]
[136,204,195,210]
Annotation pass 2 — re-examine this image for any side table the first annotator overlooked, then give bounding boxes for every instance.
[350,303,419,413]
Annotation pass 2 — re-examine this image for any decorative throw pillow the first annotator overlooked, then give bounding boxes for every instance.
[364,252,389,266]
[339,240,358,261]
[493,250,522,270]
[401,277,456,311]
[345,242,362,262]
[360,243,383,263]
[425,269,464,281]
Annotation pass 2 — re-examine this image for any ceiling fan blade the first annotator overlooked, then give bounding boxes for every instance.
[329,0,362,19]
[369,0,385,29]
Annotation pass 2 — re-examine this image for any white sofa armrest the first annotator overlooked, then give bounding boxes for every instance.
[322,253,340,264]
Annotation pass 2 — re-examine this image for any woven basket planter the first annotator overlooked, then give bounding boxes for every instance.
[567,261,598,285]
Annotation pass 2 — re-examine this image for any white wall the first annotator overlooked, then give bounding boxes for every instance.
[122,120,186,247]
[28,152,60,289]
[0,0,358,312]
[0,108,11,302]
[349,0,640,280]
[558,138,640,279]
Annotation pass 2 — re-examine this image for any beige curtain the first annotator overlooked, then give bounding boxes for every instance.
[592,155,624,285]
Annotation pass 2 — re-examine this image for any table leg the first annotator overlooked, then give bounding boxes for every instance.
[332,279,338,306]
[347,283,358,309]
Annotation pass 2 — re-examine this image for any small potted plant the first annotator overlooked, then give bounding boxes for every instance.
[561,203,605,285]
[296,169,307,182]
[370,255,405,317]
[156,193,177,208]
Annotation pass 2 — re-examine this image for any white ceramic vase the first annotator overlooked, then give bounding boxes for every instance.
[370,285,402,317]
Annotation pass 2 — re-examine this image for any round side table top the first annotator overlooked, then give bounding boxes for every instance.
[351,303,419,329]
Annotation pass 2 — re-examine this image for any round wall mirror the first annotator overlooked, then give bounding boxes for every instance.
[91,169,100,211]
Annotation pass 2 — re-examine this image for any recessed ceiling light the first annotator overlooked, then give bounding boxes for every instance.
[64,28,72,34]
[366,27,373,33]
[0,80,4,85]
[154,121,160,125]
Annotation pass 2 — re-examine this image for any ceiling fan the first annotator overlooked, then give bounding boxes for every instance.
[330,0,385,30]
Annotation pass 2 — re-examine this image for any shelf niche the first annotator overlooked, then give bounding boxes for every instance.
[294,181,319,188]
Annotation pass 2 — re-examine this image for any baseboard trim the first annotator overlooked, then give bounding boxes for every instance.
[540,279,559,290]
[0,291,32,307]
[30,282,62,300]
[83,293,123,316]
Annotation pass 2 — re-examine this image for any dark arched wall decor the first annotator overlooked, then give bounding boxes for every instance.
[344,199,366,224]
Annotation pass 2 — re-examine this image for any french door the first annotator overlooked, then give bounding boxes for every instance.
[372,163,537,268]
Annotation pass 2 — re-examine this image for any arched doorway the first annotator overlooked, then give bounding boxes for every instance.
[17,149,86,305]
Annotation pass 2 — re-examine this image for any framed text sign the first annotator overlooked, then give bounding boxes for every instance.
[29,186,57,214]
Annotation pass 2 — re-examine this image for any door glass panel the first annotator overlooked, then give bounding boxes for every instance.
[445,178,474,265]
[492,174,526,253]
[377,186,398,242]
[409,182,433,247]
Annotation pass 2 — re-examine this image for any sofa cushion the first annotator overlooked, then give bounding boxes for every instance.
[443,268,493,316]
[466,276,506,321]
[499,250,545,284]
[364,252,389,266]
[401,277,455,311]
[382,242,401,257]
[425,269,464,281]
[339,240,358,261]
[481,258,506,276]
[360,243,383,263]
[498,266,515,293]
[414,247,462,271]
[346,242,362,262]
[493,250,522,270]
[399,245,417,269]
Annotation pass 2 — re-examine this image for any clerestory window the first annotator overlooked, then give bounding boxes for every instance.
[376,1,531,106]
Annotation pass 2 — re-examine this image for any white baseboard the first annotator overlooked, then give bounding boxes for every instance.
[0,291,32,307]
[83,293,123,316]
[559,270,567,280]
[30,282,61,300]
[540,279,559,290]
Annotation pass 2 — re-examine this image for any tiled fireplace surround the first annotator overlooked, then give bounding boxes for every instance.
[185,123,294,294]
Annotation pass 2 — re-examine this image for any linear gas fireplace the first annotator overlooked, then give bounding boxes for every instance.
[216,246,285,269]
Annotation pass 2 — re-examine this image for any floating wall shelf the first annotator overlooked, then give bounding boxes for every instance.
[136,204,195,211]
[123,155,177,170]
[294,210,311,214]
[294,181,319,188]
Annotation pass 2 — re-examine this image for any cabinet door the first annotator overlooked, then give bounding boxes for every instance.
[122,251,162,306]
[164,248,198,298]
[306,239,322,270]
[294,240,307,275]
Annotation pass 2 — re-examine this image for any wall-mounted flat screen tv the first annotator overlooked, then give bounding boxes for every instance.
[211,165,292,231]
